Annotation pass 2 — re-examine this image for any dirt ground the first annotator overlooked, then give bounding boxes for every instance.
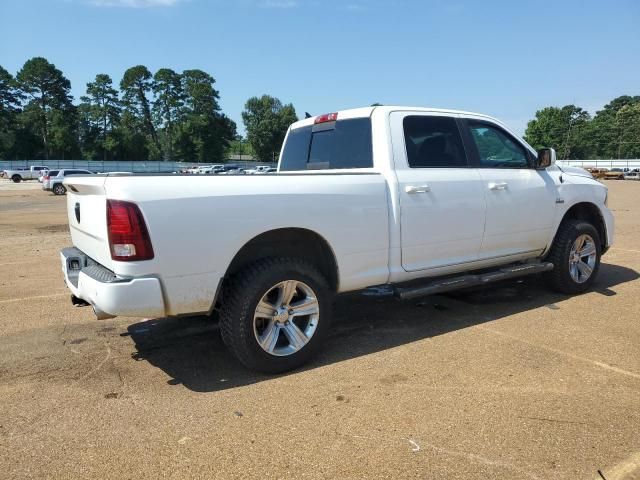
[0,179,639,480]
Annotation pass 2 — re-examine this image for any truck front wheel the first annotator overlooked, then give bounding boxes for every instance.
[11,175,21,183]
[53,184,66,195]
[220,257,333,373]
[545,219,601,294]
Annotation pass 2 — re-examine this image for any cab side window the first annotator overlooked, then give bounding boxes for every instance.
[403,116,468,168]
[467,122,529,168]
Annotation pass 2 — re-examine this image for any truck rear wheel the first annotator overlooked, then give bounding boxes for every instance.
[53,184,66,195]
[11,175,21,183]
[219,257,333,373]
[545,219,601,294]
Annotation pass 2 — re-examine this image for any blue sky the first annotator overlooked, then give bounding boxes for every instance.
[1,0,639,136]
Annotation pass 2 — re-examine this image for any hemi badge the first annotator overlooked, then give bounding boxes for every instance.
[555,197,565,204]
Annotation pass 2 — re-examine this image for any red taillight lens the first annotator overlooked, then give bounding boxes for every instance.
[44,175,50,180]
[314,112,338,124]
[107,200,154,261]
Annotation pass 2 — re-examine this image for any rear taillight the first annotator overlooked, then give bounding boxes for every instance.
[107,200,154,261]
[44,175,50,180]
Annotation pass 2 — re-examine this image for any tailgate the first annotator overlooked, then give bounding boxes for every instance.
[64,175,113,270]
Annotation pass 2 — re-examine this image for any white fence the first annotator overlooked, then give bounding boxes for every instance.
[557,159,640,169]
[0,159,275,173]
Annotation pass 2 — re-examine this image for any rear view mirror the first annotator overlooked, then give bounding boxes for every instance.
[536,147,556,169]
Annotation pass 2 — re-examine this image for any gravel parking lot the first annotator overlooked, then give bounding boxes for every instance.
[0,179,638,480]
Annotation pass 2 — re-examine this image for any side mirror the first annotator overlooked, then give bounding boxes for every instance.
[536,147,556,169]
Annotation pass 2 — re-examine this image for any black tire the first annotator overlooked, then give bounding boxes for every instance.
[545,219,601,294]
[219,257,333,373]
[53,184,66,195]
[11,175,21,183]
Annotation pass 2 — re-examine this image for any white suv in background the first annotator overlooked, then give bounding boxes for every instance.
[43,169,93,195]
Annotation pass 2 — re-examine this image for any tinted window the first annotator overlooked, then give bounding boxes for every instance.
[48,170,59,176]
[403,116,467,168]
[308,118,372,170]
[468,122,528,168]
[280,118,373,171]
[280,126,312,171]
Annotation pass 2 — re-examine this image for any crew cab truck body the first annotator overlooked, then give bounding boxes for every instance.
[3,166,49,182]
[60,106,614,372]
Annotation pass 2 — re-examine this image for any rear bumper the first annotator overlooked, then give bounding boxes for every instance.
[60,247,166,319]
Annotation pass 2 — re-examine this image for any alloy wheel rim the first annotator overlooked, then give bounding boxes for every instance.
[568,234,597,284]
[253,280,320,357]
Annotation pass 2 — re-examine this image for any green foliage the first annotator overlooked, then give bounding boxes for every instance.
[173,69,236,162]
[15,57,74,159]
[0,66,23,158]
[524,105,591,159]
[226,136,255,158]
[616,103,640,158]
[152,68,184,161]
[242,95,298,161]
[80,74,121,160]
[120,65,159,156]
[525,97,640,159]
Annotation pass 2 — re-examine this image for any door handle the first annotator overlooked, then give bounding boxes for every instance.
[405,185,431,194]
[488,182,508,191]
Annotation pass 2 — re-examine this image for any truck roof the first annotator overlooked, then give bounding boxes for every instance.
[289,105,501,130]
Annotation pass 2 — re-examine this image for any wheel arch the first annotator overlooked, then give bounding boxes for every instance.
[552,202,608,251]
[222,228,340,293]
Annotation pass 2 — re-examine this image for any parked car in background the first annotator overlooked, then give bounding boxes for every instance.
[258,167,277,174]
[585,167,607,179]
[198,164,224,174]
[218,164,245,175]
[604,168,625,180]
[41,170,60,191]
[2,166,49,182]
[624,171,640,180]
[43,169,93,195]
[246,165,271,174]
[59,106,614,373]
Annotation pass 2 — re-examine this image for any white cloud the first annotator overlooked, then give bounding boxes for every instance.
[90,0,180,7]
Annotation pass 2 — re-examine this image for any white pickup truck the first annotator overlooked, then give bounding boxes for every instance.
[2,165,49,182]
[60,106,614,372]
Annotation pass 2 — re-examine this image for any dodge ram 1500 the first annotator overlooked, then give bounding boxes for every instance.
[60,106,614,372]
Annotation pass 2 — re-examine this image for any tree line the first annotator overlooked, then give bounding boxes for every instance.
[524,95,640,159]
[5,57,636,163]
[0,57,298,162]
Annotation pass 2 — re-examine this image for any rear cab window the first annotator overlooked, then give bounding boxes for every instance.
[280,116,373,171]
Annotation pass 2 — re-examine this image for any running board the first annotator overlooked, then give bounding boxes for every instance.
[394,262,554,301]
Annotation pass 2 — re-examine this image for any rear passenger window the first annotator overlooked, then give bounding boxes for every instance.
[403,116,467,168]
[280,118,373,171]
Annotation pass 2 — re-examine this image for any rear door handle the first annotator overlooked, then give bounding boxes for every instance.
[405,185,431,194]
[488,182,508,190]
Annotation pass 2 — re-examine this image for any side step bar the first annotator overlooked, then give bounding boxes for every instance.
[394,262,554,301]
